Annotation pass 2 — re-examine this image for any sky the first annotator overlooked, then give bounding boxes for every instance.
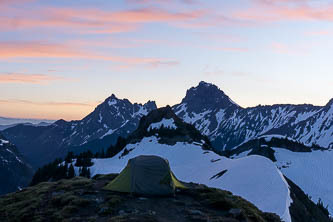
[0,0,332,120]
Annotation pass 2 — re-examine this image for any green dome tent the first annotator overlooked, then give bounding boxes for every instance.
[104,155,185,196]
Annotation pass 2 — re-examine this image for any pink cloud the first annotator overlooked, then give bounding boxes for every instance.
[233,0,333,23]
[0,14,139,34]
[0,73,63,84]
[0,99,97,107]
[126,0,197,5]
[0,0,35,6]
[0,5,205,34]
[0,41,179,67]
[44,7,205,25]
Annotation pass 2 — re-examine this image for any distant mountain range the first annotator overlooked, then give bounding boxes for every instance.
[1,81,332,168]
[21,107,331,222]
[2,96,156,167]
[0,116,54,125]
[0,117,54,130]
[1,92,333,220]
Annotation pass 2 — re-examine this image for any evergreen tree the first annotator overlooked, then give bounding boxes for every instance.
[68,164,75,178]
[30,168,41,186]
[65,151,75,164]
[80,166,87,177]
[87,168,91,179]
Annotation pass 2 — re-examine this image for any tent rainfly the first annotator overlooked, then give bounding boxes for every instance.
[104,155,185,196]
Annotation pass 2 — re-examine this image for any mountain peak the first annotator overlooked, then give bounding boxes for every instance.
[104,94,121,105]
[180,81,240,113]
[326,98,333,108]
[198,81,215,87]
[53,119,68,127]
[143,100,157,110]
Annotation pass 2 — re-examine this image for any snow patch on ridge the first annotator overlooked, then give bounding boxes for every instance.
[148,118,177,130]
[98,113,103,123]
[108,99,117,106]
[259,134,298,143]
[79,137,292,221]
[0,139,9,146]
[294,110,319,124]
[132,106,149,118]
[4,148,23,164]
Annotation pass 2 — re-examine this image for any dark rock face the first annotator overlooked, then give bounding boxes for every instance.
[0,134,33,195]
[2,95,157,168]
[173,81,333,150]
[179,81,240,113]
[127,106,211,148]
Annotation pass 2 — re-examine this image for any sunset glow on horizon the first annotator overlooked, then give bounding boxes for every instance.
[1,0,332,120]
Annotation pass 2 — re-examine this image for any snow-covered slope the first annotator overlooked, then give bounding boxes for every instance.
[274,148,333,214]
[148,118,177,130]
[78,136,292,221]
[283,99,333,148]
[173,81,332,150]
[228,135,333,215]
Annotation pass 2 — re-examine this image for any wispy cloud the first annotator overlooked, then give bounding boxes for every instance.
[0,73,64,84]
[0,41,179,67]
[0,5,205,33]
[232,0,333,23]
[0,98,100,120]
[125,0,198,6]
[0,99,98,107]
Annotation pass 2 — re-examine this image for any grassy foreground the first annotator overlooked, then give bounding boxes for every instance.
[0,174,281,222]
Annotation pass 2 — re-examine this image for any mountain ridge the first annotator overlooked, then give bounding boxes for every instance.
[173,81,333,150]
[2,95,157,168]
[2,81,332,169]
[8,106,332,221]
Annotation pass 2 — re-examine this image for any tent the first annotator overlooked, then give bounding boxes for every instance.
[104,155,185,196]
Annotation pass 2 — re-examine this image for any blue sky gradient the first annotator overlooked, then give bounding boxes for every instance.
[0,0,332,120]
